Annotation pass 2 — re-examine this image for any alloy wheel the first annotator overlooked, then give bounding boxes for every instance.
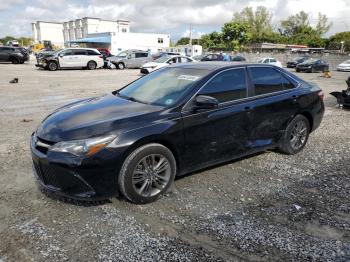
[290,121,308,150]
[132,154,171,197]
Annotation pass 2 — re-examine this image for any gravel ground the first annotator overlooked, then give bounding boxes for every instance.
[0,59,349,261]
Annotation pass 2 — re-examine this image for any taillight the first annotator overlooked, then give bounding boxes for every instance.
[318,90,324,101]
[99,55,103,59]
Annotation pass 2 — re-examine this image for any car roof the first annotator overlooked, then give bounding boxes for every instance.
[170,62,278,71]
[65,47,98,51]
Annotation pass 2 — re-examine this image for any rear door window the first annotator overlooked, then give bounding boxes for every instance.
[249,67,296,96]
[199,68,247,103]
[135,52,148,58]
[73,49,87,56]
[87,50,99,56]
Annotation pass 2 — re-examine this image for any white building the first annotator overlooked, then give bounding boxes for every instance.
[72,32,170,54]
[32,17,169,52]
[32,21,65,47]
[32,17,130,48]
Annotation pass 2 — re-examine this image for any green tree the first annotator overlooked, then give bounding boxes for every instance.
[280,11,310,37]
[328,31,350,52]
[0,36,16,45]
[233,6,272,42]
[221,22,251,50]
[175,37,190,46]
[316,13,332,36]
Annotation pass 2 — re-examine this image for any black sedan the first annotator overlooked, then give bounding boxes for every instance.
[296,59,329,73]
[31,63,324,204]
[286,56,310,68]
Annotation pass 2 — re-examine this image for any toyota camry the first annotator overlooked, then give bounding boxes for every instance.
[31,62,324,204]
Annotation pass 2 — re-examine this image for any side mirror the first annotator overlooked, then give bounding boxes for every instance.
[194,95,219,110]
[168,60,173,64]
[59,54,63,57]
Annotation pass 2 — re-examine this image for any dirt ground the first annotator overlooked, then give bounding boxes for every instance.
[0,59,349,261]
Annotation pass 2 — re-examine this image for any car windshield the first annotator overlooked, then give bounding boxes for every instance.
[116,51,128,57]
[117,67,209,107]
[49,49,62,54]
[343,60,350,64]
[155,56,172,63]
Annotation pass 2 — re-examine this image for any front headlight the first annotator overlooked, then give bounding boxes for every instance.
[49,135,116,157]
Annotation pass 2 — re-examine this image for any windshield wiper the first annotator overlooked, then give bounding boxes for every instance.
[116,92,150,105]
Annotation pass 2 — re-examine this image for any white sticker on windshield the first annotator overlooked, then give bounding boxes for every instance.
[177,75,200,81]
[165,99,174,105]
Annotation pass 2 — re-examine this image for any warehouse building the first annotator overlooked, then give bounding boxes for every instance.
[31,17,169,52]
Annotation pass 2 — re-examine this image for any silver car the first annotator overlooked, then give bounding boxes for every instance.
[107,50,153,69]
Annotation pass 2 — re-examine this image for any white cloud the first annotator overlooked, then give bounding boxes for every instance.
[0,0,349,37]
[0,0,24,11]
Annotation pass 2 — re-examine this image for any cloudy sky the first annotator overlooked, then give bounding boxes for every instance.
[0,0,349,40]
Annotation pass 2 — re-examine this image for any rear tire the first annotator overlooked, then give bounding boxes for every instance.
[87,61,97,70]
[278,115,310,155]
[117,63,125,70]
[47,61,58,71]
[118,143,176,204]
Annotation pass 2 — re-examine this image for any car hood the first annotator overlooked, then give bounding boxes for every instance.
[339,63,350,66]
[36,94,163,142]
[142,62,164,68]
[107,56,124,62]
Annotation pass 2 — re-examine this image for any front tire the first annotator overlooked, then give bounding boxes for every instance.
[118,143,176,204]
[117,63,125,70]
[47,61,58,71]
[278,115,310,155]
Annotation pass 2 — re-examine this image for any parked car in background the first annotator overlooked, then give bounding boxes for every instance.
[36,48,104,71]
[192,54,206,61]
[286,56,310,68]
[200,53,224,61]
[152,52,181,60]
[31,62,324,204]
[296,59,329,73]
[257,57,282,67]
[0,46,29,64]
[107,50,152,69]
[337,60,350,72]
[140,55,195,74]
[231,55,246,62]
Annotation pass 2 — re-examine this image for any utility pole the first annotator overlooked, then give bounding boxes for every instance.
[189,25,192,46]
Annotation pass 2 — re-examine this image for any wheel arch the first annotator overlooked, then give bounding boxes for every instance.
[119,136,182,175]
[299,111,314,132]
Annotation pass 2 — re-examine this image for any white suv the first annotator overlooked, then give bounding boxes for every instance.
[37,48,104,71]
